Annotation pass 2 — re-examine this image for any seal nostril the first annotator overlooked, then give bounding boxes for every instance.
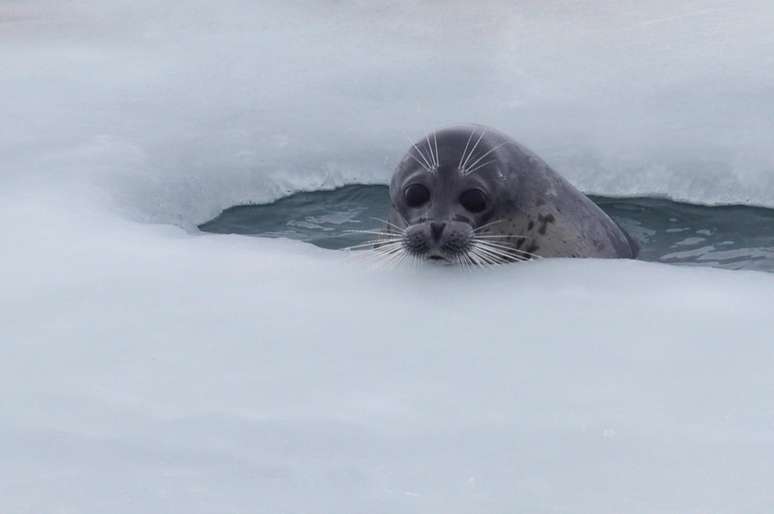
[430,222,445,242]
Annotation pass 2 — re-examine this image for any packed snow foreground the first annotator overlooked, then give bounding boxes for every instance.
[5,179,774,514]
[3,1,774,513]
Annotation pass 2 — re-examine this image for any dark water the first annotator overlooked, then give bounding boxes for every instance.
[199,185,774,273]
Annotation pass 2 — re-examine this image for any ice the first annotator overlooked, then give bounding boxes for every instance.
[3,0,774,227]
[4,192,774,512]
[3,1,774,512]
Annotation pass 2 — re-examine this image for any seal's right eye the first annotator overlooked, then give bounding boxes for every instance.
[459,188,488,213]
[404,184,430,208]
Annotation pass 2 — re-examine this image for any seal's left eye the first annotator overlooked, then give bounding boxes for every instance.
[404,184,430,208]
[459,189,487,213]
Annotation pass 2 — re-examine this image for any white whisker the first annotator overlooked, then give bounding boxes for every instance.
[458,130,475,170]
[433,131,440,169]
[370,252,402,265]
[475,242,534,262]
[470,246,494,267]
[462,142,506,175]
[460,129,487,172]
[465,159,495,175]
[477,242,522,262]
[425,135,437,169]
[408,153,431,172]
[472,234,529,239]
[384,248,409,269]
[471,247,498,266]
[346,235,404,243]
[478,244,511,264]
[460,251,475,271]
[476,240,543,259]
[345,229,401,237]
[474,240,526,256]
[410,140,434,171]
[457,253,467,269]
[397,251,412,268]
[370,217,405,233]
[473,244,520,264]
[473,219,506,233]
[343,241,402,251]
[344,234,404,243]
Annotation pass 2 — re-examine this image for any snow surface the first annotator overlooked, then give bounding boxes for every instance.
[4,0,774,224]
[3,1,774,513]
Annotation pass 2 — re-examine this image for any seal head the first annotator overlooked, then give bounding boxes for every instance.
[387,125,638,264]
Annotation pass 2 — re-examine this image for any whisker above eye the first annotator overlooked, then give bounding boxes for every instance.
[409,139,434,172]
[459,128,487,173]
[458,130,476,170]
[408,153,431,172]
[425,134,437,170]
[433,131,440,170]
[462,142,507,175]
[465,159,496,175]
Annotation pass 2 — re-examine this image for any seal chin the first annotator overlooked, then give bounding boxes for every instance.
[426,253,452,264]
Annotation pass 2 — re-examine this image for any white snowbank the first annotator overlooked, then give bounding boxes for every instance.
[3,184,774,513]
[3,1,774,513]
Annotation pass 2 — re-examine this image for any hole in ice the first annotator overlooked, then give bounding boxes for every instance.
[199,185,774,273]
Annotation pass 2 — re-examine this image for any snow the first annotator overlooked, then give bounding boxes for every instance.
[3,1,774,513]
[4,0,774,224]
[4,193,774,513]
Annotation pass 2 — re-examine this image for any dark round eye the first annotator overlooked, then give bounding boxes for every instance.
[404,184,430,208]
[459,189,488,213]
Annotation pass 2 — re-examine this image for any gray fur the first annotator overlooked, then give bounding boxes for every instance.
[387,125,639,262]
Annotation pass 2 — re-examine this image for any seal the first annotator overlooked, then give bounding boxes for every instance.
[378,125,639,265]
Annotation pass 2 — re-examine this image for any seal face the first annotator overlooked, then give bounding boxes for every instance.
[385,125,639,265]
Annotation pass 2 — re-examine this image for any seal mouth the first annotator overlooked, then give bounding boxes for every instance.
[426,253,452,264]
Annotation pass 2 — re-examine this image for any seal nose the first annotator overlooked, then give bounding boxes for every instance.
[430,222,446,242]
